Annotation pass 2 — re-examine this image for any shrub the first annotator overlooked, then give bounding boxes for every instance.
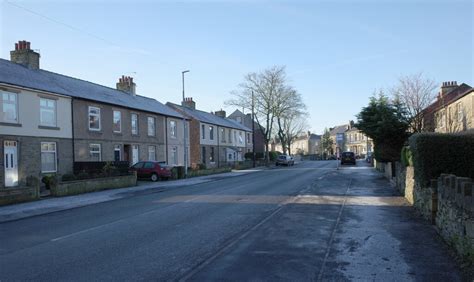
[76,171,90,180]
[198,163,207,170]
[61,174,77,182]
[400,146,413,167]
[269,151,280,161]
[409,132,474,187]
[41,175,57,189]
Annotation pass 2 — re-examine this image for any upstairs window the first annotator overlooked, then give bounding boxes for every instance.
[1,91,18,123]
[228,130,232,143]
[201,124,206,139]
[131,113,138,135]
[113,111,121,133]
[238,132,243,144]
[88,106,101,131]
[221,128,225,142]
[457,103,463,122]
[247,133,250,143]
[148,117,155,136]
[209,126,214,140]
[40,98,56,126]
[170,120,177,138]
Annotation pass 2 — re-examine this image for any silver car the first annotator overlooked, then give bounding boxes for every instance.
[276,155,295,166]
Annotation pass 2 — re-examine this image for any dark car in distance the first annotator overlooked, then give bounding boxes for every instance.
[340,151,356,165]
[130,161,172,181]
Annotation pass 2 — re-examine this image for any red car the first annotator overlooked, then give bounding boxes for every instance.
[130,161,172,181]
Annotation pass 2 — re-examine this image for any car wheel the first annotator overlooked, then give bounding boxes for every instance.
[151,173,159,182]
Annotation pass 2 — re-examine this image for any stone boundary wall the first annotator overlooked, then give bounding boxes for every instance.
[50,173,137,197]
[435,174,474,262]
[0,176,40,206]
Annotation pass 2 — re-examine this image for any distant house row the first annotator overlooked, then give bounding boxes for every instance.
[0,41,264,189]
[421,81,473,133]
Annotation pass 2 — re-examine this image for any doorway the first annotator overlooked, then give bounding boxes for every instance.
[4,141,18,187]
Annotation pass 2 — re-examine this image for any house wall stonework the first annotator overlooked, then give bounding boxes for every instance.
[0,135,73,189]
[72,99,166,163]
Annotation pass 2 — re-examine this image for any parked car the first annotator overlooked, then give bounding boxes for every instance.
[276,155,295,166]
[129,161,172,181]
[340,151,356,165]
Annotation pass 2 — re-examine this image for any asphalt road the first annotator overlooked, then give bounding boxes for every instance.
[0,161,462,281]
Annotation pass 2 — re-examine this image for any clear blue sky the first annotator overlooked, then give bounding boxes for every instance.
[1,0,472,134]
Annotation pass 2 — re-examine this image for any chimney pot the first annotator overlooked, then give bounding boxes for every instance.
[15,43,18,50]
[26,42,30,49]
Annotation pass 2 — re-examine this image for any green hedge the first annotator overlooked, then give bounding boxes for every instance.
[409,132,474,187]
[400,146,413,167]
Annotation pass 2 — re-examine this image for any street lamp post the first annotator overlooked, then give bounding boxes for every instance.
[251,91,256,168]
[182,70,190,178]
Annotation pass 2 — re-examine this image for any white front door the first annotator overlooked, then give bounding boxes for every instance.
[132,145,139,165]
[4,141,18,187]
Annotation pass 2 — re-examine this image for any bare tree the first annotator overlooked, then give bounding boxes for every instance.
[226,66,286,164]
[274,86,307,155]
[391,73,437,133]
[283,112,309,155]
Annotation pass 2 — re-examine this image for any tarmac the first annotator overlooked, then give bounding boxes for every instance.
[0,168,266,223]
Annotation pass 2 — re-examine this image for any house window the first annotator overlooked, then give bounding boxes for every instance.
[114,145,121,161]
[40,98,56,126]
[88,106,101,131]
[238,132,243,144]
[234,131,237,143]
[131,113,138,135]
[171,146,178,165]
[1,91,18,123]
[148,117,155,136]
[201,124,206,139]
[236,116,242,124]
[170,120,177,138]
[209,126,214,140]
[41,142,57,173]
[148,146,156,161]
[210,147,215,162]
[228,130,232,143]
[457,103,463,122]
[221,128,225,142]
[89,144,101,161]
[113,111,121,133]
[247,133,250,143]
[201,147,206,164]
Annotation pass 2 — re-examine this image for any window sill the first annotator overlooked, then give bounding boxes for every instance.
[0,122,22,127]
[38,125,60,130]
[89,130,103,134]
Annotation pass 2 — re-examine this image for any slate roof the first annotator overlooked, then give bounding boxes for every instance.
[329,124,349,135]
[167,103,252,132]
[0,59,184,119]
[423,83,473,114]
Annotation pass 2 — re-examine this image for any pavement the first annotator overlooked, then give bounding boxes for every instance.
[0,167,268,223]
[0,160,464,281]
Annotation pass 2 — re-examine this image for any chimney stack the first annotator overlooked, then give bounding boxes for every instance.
[182,97,196,110]
[116,75,136,96]
[10,40,40,69]
[439,81,458,98]
[214,109,226,118]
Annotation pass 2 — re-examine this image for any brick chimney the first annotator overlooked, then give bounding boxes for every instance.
[116,75,136,96]
[439,81,458,98]
[10,40,40,69]
[182,97,196,110]
[214,109,226,118]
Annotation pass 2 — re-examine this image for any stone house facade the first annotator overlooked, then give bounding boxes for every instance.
[0,40,187,192]
[0,42,73,189]
[344,126,373,157]
[422,82,473,133]
[228,109,265,153]
[167,99,252,168]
